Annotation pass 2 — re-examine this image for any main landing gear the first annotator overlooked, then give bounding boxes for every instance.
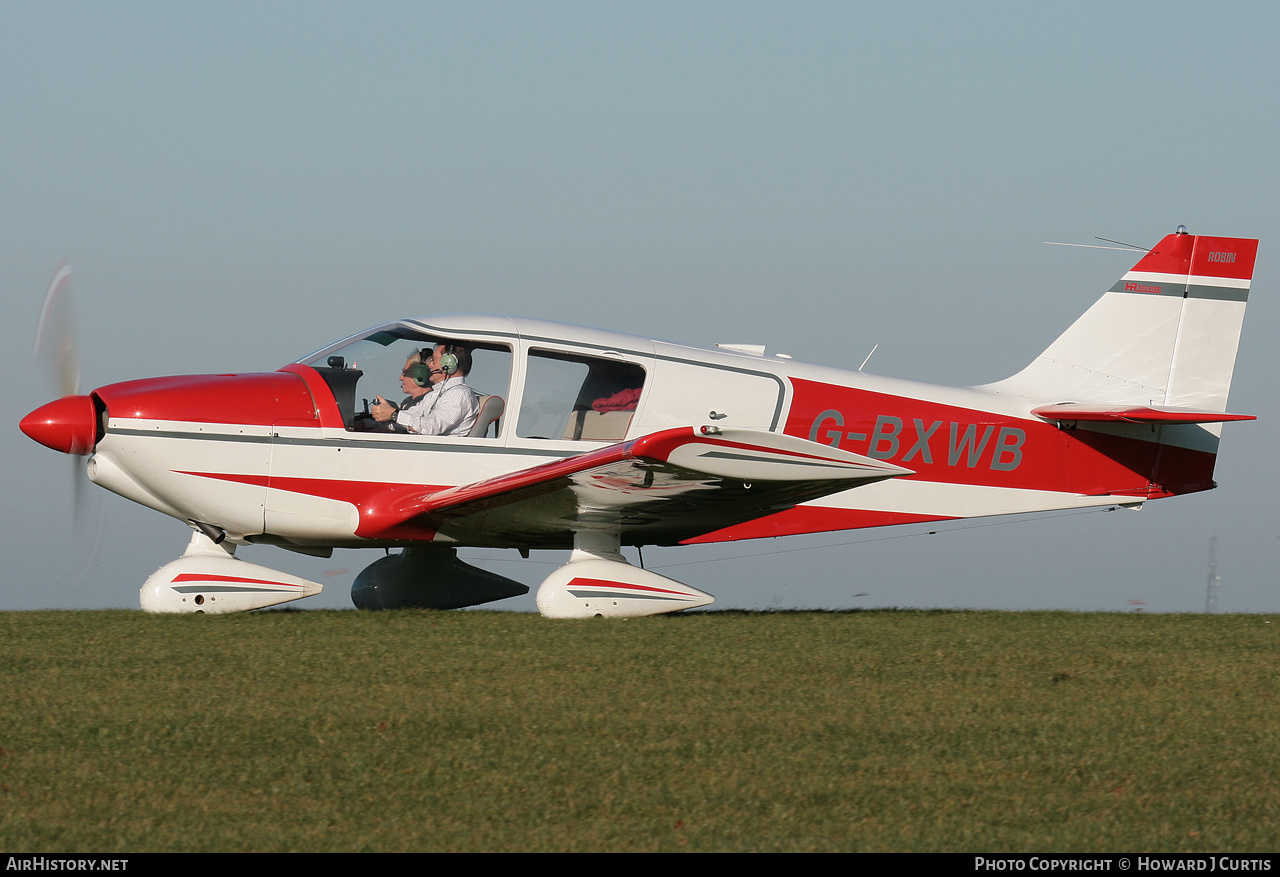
[534,530,713,618]
[140,530,713,617]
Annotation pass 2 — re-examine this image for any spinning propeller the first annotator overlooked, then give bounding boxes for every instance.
[27,261,98,528]
[24,261,99,456]
[34,260,80,399]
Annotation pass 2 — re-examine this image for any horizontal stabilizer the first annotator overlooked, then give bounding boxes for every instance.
[1031,404,1256,425]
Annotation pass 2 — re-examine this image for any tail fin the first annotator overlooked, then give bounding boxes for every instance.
[988,229,1258,412]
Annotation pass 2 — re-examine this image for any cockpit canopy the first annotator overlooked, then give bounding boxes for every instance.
[297,321,647,442]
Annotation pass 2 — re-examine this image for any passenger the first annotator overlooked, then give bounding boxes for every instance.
[378,343,479,436]
[369,350,433,432]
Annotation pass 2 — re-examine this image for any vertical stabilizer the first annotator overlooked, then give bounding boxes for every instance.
[987,230,1258,411]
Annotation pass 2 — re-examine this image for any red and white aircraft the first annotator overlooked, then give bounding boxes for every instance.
[22,228,1258,617]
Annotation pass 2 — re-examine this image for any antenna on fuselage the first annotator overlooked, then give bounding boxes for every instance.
[858,344,878,372]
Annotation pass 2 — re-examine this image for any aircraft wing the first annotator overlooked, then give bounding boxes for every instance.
[357,426,913,546]
[1031,404,1256,424]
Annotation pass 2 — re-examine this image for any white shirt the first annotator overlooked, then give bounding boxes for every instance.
[398,376,479,436]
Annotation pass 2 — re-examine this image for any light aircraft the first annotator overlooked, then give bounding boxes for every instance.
[21,228,1258,617]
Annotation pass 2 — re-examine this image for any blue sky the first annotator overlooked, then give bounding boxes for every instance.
[5,2,1279,613]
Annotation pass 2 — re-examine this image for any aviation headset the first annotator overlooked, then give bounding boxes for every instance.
[406,344,460,388]
[437,344,460,377]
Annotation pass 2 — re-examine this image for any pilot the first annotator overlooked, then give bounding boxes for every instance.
[369,350,433,432]
[373,343,479,436]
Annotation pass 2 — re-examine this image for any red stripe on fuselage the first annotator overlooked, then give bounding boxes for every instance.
[785,379,1216,497]
[176,470,426,505]
[175,470,448,541]
[681,507,953,544]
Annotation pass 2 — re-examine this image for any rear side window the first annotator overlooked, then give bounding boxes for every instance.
[517,350,646,441]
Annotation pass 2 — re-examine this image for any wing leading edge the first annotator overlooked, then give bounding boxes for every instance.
[356,426,913,547]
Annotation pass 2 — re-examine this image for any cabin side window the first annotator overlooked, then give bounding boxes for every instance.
[516,350,646,441]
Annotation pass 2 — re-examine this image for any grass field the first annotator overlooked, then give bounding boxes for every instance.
[1,608,1277,852]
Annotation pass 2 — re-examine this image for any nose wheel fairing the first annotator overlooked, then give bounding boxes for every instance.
[141,531,323,614]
